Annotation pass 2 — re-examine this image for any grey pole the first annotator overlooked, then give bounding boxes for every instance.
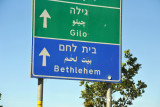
[37,78,43,107]
[106,83,112,107]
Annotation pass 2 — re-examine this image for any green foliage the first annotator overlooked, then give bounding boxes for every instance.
[0,93,1,100]
[80,50,147,107]
[0,93,2,107]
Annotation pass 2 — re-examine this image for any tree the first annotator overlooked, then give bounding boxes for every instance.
[0,93,2,107]
[80,50,147,107]
[0,93,1,100]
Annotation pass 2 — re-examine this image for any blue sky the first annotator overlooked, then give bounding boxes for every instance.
[0,0,160,107]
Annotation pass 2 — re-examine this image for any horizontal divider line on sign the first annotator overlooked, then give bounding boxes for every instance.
[34,36,121,45]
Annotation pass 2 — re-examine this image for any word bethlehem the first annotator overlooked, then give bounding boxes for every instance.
[54,65,101,75]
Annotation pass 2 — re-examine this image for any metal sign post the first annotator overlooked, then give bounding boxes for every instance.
[106,83,112,107]
[37,78,43,107]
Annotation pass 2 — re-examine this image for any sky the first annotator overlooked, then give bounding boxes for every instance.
[0,0,160,107]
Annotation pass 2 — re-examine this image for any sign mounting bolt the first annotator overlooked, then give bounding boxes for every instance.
[108,75,112,80]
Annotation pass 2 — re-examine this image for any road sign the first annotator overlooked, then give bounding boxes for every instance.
[31,0,122,82]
